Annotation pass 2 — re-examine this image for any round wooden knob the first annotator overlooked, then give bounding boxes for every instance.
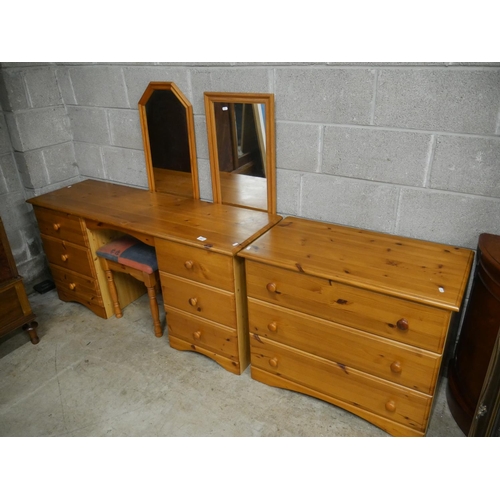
[184,260,194,270]
[397,318,409,331]
[69,283,76,290]
[193,330,202,340]
[53,223,61,231]
[266,282,277,293]
[61,254,69,262]
[189,297,198,307]
[385,400,396,412]
[390,361,402,373]
[269,357,278,368]
[267,322,278,332]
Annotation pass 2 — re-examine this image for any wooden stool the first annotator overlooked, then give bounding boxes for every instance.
[96,235,163,337]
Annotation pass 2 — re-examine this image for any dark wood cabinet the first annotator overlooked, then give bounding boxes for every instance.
[447,233,500,435]
[468,325,500,436]
[0,217,39,344]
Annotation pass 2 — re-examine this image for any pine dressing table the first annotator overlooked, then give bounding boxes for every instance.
[27,179,281,374]
[26,83,282,374]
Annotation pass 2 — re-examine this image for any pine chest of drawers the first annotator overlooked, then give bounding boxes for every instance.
[239,217,474,437]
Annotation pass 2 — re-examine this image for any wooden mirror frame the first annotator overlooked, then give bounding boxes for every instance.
[204,92,276,214]
[139,82,199,199]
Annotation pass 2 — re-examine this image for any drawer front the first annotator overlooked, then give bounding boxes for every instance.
[156,239,234,292]
[0,285,25,328]
[34,206,87,246]
[246,261,450,353]
[41,235,94,277]
[56,287,107,319]
[250,335,432,432]
[160,272,236,328]
[51,265,102,300]
[248,298,440,394]
[166,306,239,358]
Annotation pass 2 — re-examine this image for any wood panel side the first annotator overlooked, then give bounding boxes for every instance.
[85,226,146,318]
[234,256,250,373]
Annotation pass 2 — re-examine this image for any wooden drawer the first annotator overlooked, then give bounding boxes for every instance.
[41,234,94,277]
[246,261,451,353]
[50,265,102,300]
[166,306,239,359]
[155,239,234,291]
[248,298,440,394]
[56,286,107,319]
[160,271,236,328]
[34,206,87,246]
[0,282,25,328]
[250,334,432,432]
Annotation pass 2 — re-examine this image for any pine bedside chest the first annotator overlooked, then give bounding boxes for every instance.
[239,216,474,437]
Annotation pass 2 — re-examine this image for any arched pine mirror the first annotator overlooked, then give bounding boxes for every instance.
[139,82,199,198]
[204,92,276,213]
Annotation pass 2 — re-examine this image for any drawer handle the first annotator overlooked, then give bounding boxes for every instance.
[385,400,396,412]
[69,283,77,290]
[53,223,61,231]
[189,297,198,307]
[266,282,277,293]
[269,357,278,368]
[397,318,409,331]
[61,254,69,262]
[390,361,402,373]
[193,330,202,340]
[267,322,278,332]
[184,260,194,270]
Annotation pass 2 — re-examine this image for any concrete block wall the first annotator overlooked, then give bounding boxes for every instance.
[273,65,500,248]
[1,62,500,289]
[0,63,79,286]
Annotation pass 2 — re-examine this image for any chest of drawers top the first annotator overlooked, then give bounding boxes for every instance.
[240,216,473,312]
[27,180,281,255]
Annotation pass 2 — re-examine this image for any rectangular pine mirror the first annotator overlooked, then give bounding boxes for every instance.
[139,82,199,198]
[204,92,276,213]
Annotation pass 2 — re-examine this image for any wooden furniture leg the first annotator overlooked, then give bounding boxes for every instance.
[103,262,123,318]
[145,272,162,337]
[23,321,39,344]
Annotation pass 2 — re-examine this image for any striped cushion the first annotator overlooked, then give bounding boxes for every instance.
[96,235,158,274]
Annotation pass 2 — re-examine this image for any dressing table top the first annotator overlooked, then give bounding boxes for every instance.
[27,179,282,256]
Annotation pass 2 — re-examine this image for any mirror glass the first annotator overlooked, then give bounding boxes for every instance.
[139,82,199,198]
[204,92,276,213]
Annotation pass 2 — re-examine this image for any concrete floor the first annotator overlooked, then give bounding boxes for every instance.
[0,288,465,437]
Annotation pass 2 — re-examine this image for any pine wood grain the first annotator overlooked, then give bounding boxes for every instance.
[240,216,474,311]
[248,297,441,394]
[166,305,239,358]
[41,234,95,277]
[246,260,451,353]
[28,179,282,375]
[28,180,281,256]
[241,215,473,436]
[250,334,432,432]
[160,271,237,328]
[251,367,424,437]
[156,238,235,292]
[33,206,88,246]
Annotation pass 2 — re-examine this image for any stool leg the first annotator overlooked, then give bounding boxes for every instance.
[105,269,123,318]
[146,285,163,337]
